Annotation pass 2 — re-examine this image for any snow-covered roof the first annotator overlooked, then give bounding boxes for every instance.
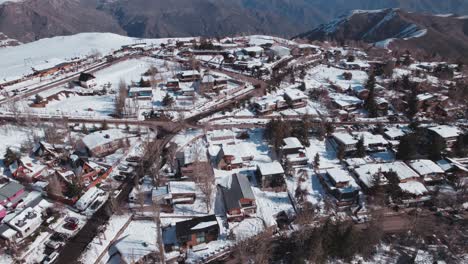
[428,125,462,139]
[416,93,435,101]
[257,161,284,176]
[7,207,41,234]
[81,129,128,150]
[169,181,197,194]
[128,87,152,93]
[284,88,307,101]
[354,161,419,187]
[190,221,218,230]
[399,181,428,195]
[179,70,200,77]
[201,73,215,83]
[243,46,264,53]
[384,127,407,139]
[353,131,388,146]
[282,137,303,150]
[408,160,444,176]
[208,129,235,141]
[332,132,358,146]
[330,93,362,108]
[326,168,353,184]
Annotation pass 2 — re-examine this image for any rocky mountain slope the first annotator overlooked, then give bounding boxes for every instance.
[296,8,468,61]
[1,0,468,43]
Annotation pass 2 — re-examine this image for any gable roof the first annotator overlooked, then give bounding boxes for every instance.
[78,72,95,82]
[221,174,255,211]
[175,215,218,237]
[257,161,284,176]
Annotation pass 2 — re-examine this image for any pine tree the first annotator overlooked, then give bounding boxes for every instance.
[4,147,19,167]
[396,134,418,160]
[337,144,346,161]
[162,93,174,107]
[356,136,366,158]
[364,73,378,117]
[429,136,445,160]
[81,124,89,134]
[313,153,320,169]
[454,135,467,157]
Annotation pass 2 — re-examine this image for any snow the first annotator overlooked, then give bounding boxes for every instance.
[253,188,294,227]
[305,64,369,91]
[354,161,419,187]
[407,159,444,176]
[109,220,158,264]
[230,218,264,241]
[326,168,354,183]
[79,214,132,264]
[257,161,284,176]
[0,32,191,83]
[428,125,462,139]
[399,181,428,196]
[190,221,218,230]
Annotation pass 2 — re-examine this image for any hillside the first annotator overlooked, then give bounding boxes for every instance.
[1,0,468,43]
[296,9,468,62]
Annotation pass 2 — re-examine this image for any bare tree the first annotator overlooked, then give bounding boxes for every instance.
[115,79,127,118]
[47,175,63,198]
[192,146,214,213]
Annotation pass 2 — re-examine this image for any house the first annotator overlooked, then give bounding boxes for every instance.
[166,78,180,91]
[219,174,256,221]
[340,60,370,71]
[330,93,362,111]
[78,72,96,88]
[215,143,254,170]
[270,46,291,58]
[383,127,408,141]
[407,160,445,184]
[437,158,468,180]
[253,95,287,114]
[283,89,308,109]
[199,73,216,94]
[281,137,308,166]
[0,181,26,208]
[207,129,236,143]
[332,132,358,152]
[320,168,360,206]
[7,207,42,238]
[257,161,286,190]
[353,161,420,190]
[175,215,219,248]
[296,44,319,55]
[242,46,264,57]
[128,87,153,100]
[398,181,430,205]
[332,132,389,154]
[168,181,197,205]
[351,85,369,100]
[177,70,201,82]
[151,185,173,213]
[79,129,129,157]
[10,157,48,181]
[427,125,462,148]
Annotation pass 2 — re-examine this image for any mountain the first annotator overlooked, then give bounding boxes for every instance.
[0,0,124,42]
[1,0,468,43]
[296,8,468,61]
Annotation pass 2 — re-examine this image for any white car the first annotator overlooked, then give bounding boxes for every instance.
[41,252,59,264]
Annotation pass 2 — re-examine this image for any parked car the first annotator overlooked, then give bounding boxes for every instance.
[41,251,59,264]
[50,232,68,242]
[114,175,127,182]
[46,240,62,250]
[64,217,79,225]
[63,222,78,231]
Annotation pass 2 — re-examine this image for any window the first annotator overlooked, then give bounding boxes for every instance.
[196,232,205,243]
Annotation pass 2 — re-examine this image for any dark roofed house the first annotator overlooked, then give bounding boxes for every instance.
[175,215,219,248]
[78,72,96,88]
[219,174,256,221]
[0,181,26,208]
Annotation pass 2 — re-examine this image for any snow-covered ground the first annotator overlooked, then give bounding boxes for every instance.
[0,33,191,83]
[79,214,132,264]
